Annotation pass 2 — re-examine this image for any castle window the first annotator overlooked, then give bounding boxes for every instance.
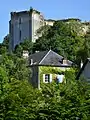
[19,18,21,24]
[19,30,21,41]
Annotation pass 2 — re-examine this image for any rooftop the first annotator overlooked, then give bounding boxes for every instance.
[29,50,73,67]
[11,7,41,16]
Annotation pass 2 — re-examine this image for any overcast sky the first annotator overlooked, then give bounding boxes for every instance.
[0,0,90,43]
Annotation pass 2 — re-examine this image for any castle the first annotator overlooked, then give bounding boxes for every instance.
[9,8,54,51]
[9,7,90,51]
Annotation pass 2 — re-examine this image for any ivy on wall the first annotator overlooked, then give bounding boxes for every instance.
[39,66,66,84]
[39,66,65,74]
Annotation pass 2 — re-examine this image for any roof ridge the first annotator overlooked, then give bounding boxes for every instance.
[39,50,51,64]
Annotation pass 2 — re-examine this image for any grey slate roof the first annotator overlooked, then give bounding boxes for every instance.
[29,50,73,67]
[29,50,49,64]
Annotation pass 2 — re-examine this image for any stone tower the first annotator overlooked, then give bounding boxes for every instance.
[9,8,45,51]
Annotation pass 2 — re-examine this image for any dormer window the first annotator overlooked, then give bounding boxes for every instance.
[59,60,63,64]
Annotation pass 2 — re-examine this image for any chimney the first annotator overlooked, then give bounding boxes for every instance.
[35,51,39,53]
[23,50,29,58]
[63,59,68,65]
[30,59,33,65]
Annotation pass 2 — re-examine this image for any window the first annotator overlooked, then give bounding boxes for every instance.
[45,74,50,83]
[56,74,64,83]
[19,30,21,41]
[19,18,21,24]
[43,74,52,83]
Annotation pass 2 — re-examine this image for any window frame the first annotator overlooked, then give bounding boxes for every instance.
[43,74,52,83]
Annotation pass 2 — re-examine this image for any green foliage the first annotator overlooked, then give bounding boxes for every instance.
[2,34,9,50]
[14,44,23,57]
[1,19,90,120]
[0,34,9,54]
[13,57,30,81]
[75,26,90,66]
[39,66,66,85]
[36,25,51,37]
[37,79,90,120]
[14,40,33,57]
[21,40,33,53]
[0,52,30,82]
[0,44,7,54]
[0,79,40,120]
[40,66,65,74]
[0,57,90,120]
[65,68,76,81]
[0,66,8,95]
[33,21,84,64]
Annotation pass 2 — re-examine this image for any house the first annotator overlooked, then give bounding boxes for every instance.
[77,58,90,82]
[29,50,73,89]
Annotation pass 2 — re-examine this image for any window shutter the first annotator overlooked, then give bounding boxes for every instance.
[60,75,64,83]
[50,74,52,82]
[57,74,64,83]
[43,74,45,83]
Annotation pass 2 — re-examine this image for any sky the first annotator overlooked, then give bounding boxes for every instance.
[0,0,90,43]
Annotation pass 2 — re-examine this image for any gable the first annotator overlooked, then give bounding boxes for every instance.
[39,50,63,66]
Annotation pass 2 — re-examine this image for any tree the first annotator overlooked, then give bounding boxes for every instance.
[0,66,8,95]
[76,25,90,65]
[33,20,84,63]
[0,19,90,120]
[2,34,9,50]
[0,34,10,54]
[21,39,33,54]
[14,40,33,57]
[36,25,51,38]
[35,69,90,120]
[0,62,90,119]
